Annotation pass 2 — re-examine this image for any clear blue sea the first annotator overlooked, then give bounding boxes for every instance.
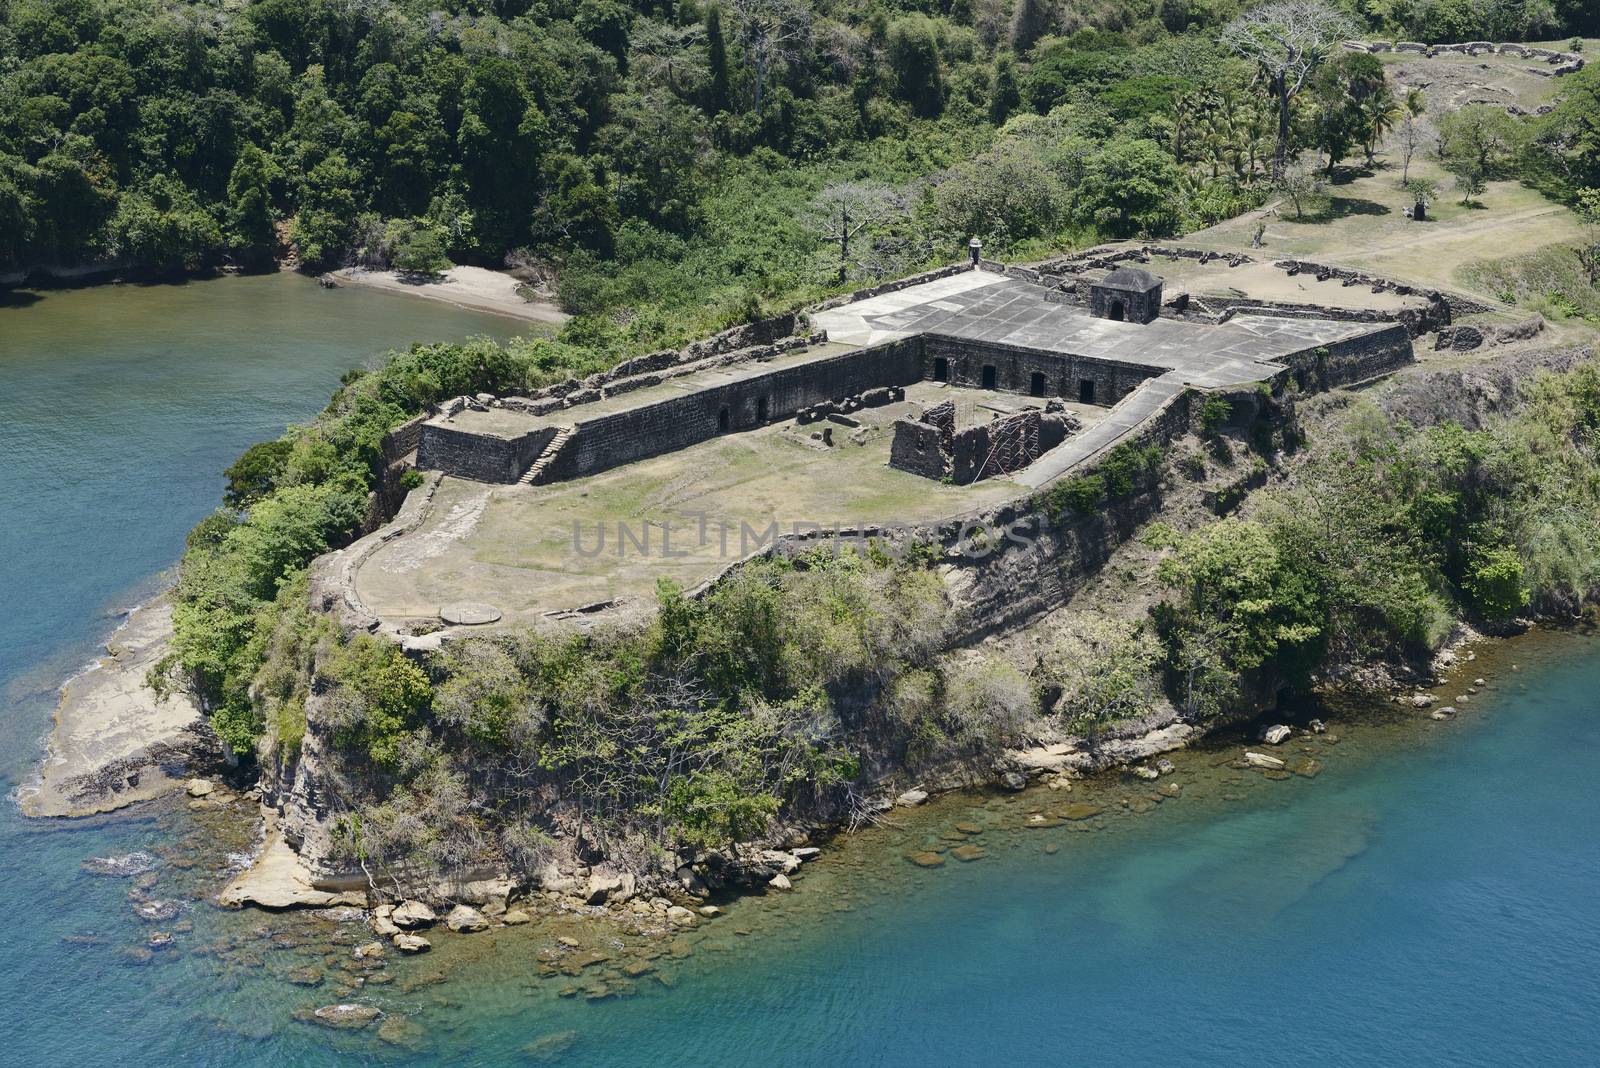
[1,276,1596,1066]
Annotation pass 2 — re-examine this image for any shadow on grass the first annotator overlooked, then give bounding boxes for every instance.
[1294,196,1393,224]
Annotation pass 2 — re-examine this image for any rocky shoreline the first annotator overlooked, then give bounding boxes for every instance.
[20,596,222,818]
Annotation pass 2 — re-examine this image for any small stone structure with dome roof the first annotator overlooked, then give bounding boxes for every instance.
[1090,267,1164,324]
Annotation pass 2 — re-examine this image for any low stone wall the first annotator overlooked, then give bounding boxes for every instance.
[1280,323,1414,390]
[418,423,558,484]
[809,264,971,312]
[1349,40,1583,72]
[544,338,923,481]
[1271,258,1494,336]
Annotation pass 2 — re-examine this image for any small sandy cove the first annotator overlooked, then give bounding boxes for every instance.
[333,265,569,325]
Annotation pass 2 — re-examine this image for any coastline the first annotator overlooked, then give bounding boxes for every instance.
[331,266,570,327]
[19,595,219,819]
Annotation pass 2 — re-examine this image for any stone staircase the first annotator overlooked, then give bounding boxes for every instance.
[517,427,571,486]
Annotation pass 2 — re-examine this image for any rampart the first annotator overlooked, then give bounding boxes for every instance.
[545,338,923,481]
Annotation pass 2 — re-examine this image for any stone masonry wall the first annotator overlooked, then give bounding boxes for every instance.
[545,338,924,481]
[1279,323,1414,390]
[923,333,1164,405]
[888,417,951,480]
[418,423,559,484]
[950,409,1040,482]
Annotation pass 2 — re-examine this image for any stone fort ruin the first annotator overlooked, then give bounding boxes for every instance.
[415,262,1412,490]
[331,256,1422,637]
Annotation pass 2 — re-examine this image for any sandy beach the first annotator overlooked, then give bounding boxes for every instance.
[332,265,570,326]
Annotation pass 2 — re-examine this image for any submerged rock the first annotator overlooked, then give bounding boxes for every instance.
[376,1014,428,1050]
[82,852,158,878]
[308,1003,380,1030]
[905,851,945,868]
[1243,752,1285,770]
[1060,804,1103,821]
[896,788,929,807]
[950,844,986,862]
[522,1030,580,1061]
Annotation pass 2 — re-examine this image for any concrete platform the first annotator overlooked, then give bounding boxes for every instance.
[812,270,1380,388]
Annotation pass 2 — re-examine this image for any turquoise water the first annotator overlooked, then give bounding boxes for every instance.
[2,278,1598,1065]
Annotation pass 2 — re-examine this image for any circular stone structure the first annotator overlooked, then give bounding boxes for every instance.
[439,602,503,626]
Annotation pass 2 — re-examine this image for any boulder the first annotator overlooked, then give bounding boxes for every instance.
[1433,325,1484,352]
[1411,693,1436,708]
[665,906,698,927]
[184,779,214,798]
[768,873,793,891]
[1155,759,1176,776]
[583,869,636,905]
[896,788,929,807]
[1260,724,1292,745]
[371,915,400,938]
[392,901,437,929]
[392,933,432,953]
[698,905,721,917]
[310,1004,380,1030]
[759,850,802,875]
[791,847,821,861]
[1308,719,1327,734]
[999,770,1028,791]
[1244,751,1286,770]
[502,910,531,926]
[1131,765,1160,781]
[352,940,385,960]
[444,905,489,933]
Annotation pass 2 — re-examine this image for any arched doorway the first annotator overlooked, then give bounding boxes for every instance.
[1029,371,1046,397]
[718,406,731,432]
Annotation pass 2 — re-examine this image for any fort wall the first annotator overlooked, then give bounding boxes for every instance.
[418,423,559,484]
[922,334,1164,405]
[544,338,924,481]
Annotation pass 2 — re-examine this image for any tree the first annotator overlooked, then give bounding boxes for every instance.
[1360,85,1401,166]
[392,223,450,276]
[1276,157,1326,218]
[1403,176,1438,220]
[1398,87,1427,184]
[1220,0,1361,180]
[807,181,909,282]
[291,152,360,267]
[887,16,944,119]
[1574,187,1600,285]
[458,58,548,253]
[226,144,280,254]
[706,6,732,115]
[1078,137,1182,238]
[1437,105,1521,184]
[990,52,1021,126]
[1009,0,1051,54]
[728,0,812,115]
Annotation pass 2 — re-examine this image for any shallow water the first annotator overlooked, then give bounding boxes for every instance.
[2,278,1598,1066]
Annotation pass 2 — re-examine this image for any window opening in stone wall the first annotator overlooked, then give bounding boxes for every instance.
[1079,379,1096,404]
[981,365,997,389]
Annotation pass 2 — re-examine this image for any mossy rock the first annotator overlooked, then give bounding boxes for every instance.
[905,851,945,868]
[950,844,987,862]
[1060,804,1104,821]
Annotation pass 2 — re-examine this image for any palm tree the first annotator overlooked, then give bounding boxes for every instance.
[1361,85,1403,166]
